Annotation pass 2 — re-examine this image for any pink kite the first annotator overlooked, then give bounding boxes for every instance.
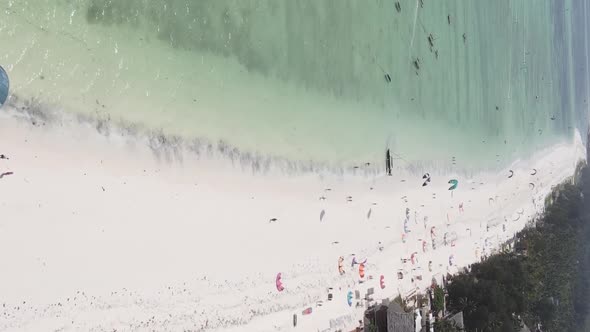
[276,273,284,292]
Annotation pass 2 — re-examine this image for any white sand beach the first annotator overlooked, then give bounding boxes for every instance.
[0,106,585,331]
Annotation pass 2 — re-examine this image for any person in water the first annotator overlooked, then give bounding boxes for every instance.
[386,149,392,176]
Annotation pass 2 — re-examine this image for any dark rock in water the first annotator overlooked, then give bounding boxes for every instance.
[395,2,401,12]
[384,73,391,83]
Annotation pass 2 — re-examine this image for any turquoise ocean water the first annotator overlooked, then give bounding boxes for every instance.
[0,1,588,171]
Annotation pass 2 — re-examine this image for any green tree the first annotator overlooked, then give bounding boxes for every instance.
[433,285,445,314]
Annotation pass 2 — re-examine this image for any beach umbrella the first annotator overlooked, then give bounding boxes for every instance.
[275,273,284,292]
[0,66,9,107]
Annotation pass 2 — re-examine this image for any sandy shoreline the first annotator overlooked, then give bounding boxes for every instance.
[0,108,585,331]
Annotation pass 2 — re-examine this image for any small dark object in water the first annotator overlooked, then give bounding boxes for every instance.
[353,166,359,169]
[412,58,420,71]
[495,106,499,110]
[448,15,451,25]
[385,149,392,176]
[463,33,467,44]
[419,0,424,8]
[434,50,438,59]
[427,34,434,48]
[395,2,401,12]
[384,73,391,83]
[365,162,371,166]
[550,116,556,120]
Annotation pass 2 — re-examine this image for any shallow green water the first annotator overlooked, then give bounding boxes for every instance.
[0,0,587,170]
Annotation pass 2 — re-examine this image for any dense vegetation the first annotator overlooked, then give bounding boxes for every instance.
[444,165,590,331]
